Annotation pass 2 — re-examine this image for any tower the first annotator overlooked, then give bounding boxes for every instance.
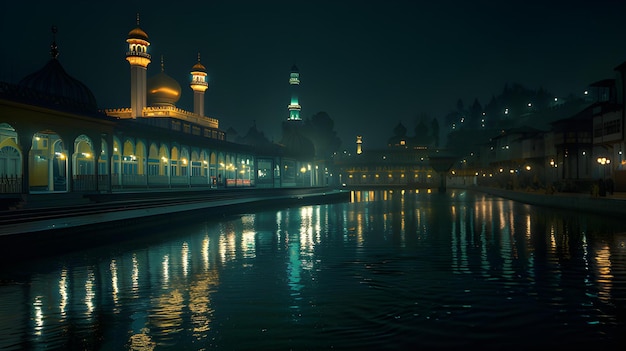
[287,65,301,120]
[189,53,208,116]
[356,135,363,155]
[126,14,151,118]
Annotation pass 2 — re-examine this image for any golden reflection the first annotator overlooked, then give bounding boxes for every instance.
[132,253,139,296]
[182,242,190,277]
[356,212,364,245]
[153,289,184,333]
[219,230,236,264]
[110,259,119,307]
[33,295,44,336]
[525,214,531,241]
[242,230,256,258]
[202,235,210,272]
[85,269,95,316]
[59,268,68,318]
[128,327,156,351]
[189,270,219,337]
[594,244,613,303]
[550,225,557,251]
[162,255,170,288]
[300,206,314,257]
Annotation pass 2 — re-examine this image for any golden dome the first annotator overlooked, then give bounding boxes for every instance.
[127,27,149,41]
[147,71,181,106]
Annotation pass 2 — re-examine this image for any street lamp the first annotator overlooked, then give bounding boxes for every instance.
[597,157,610,179]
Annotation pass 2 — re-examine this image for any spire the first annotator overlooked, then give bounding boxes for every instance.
[50,26,59,59]
[136,12,140,26]
[160,55,165,72]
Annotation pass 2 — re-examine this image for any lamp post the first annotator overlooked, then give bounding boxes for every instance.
[597,157,610,178]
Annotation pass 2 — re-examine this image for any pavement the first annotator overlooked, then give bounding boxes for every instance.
[0,188,349,237]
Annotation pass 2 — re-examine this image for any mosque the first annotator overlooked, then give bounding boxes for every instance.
[0,18,320,198]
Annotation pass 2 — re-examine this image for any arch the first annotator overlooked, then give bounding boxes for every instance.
[99,138,109,175]
[29,131,66,192]
[191,149,201,177]
[171,146,180,176]
[159,144,170,176]
[122,139,137,175]
[74,135,94,175]
[136,140,147,175]
[180,146,190,177]
[148,142,159,176]
[0,145,21,175]
[0,123,19,148]
[112,136,122,175]
[0,124,22,189]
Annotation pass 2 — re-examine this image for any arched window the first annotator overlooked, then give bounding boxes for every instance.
[0,146,21,177]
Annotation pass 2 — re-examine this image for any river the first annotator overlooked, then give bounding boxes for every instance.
[0,189,624,350]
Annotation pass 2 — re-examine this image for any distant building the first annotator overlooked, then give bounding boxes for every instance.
[333,128,442,188]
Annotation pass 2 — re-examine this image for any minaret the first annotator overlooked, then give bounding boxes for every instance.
[189,53,208,116]
[126,14,151,118]
[356,135,363,154]
[287,64,301,120]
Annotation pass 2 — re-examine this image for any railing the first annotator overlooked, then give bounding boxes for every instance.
[73,175,111,192]
[0,175,21,193]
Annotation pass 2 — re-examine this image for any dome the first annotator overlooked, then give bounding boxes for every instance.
[19,58,98,112]
[147,71,181,106]
[127,26,149,41]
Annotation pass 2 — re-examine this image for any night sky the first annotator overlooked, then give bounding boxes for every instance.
[2,0,626,149]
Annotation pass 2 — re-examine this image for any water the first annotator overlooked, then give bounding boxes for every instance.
[1,189,625,350]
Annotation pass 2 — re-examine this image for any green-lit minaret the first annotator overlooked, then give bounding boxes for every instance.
[287,65,301,120]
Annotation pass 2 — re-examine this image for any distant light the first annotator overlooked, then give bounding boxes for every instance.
[554,97,558,102]
[525,165,531,171]
[527,102,532,107]
[584,90,589,95]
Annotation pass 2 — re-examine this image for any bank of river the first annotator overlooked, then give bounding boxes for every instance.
[0,188,349,261]
[471,186,626,217]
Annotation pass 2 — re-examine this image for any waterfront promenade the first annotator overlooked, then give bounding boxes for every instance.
[0,188,349,261]
[472,186,626,218]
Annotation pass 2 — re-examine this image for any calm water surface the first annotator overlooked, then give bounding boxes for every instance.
[1,189,625,350]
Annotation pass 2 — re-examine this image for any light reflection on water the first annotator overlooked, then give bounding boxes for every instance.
[0,189,625,350]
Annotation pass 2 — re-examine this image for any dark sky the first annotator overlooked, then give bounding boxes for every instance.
[2,0,626,149]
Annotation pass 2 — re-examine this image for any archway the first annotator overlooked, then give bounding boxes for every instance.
[73,135,95,191]
[0,123,22,193]
[29,131,66,192]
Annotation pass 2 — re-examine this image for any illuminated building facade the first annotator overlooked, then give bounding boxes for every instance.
[334,136,438,188]
[0,20,274,196]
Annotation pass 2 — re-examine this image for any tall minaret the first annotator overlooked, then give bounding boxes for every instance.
[189,53,208,116]
[287,64,301,120]
[356,135,363,154]
[126,14,151,118]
